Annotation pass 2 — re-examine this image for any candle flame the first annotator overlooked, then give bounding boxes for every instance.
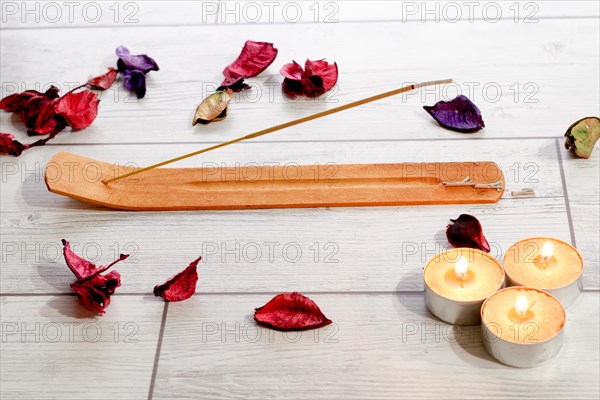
[455,256,468,280]
[515,295,529,317]
[541,241,554,260]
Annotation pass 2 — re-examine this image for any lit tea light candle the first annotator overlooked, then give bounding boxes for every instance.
[424,248,504,325]
[504,237,583,308]
[481,287,565,367]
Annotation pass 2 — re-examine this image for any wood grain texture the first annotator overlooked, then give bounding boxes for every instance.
[4,139,592,294]
[561,146,600,289]
[2,1,598,29]
[0,295,164,400]
[45,152,504,210]
[0,3,598,400]
[1,18,598,144]
[153,292,600,400]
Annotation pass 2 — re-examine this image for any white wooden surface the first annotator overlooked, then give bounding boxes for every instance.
[1,1,599,399]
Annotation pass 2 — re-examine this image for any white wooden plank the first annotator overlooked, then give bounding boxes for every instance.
[216,0,600,23]
[2,1,597,29]
[153,292,600,400]
[0,295,164,400]
[561,146,600,289]
[0,1,219,29]
[2,139,582,294]
[1,19,598,144]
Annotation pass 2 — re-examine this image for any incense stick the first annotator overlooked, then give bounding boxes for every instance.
[103,79,452,184]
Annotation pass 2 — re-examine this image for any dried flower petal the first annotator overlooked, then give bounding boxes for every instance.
[280,59,338,97]
[71,270,121,315]
[55,90,99,130]
[153,257,200,302]
[423,95,484,133]
[302,59,338,96]
[0,133,26,156]
[446,214,490,252]
[221,40,278,90]
[62,239,129,280]
[217,76,251,92]
[0,127,63,157]
[564,116,600,159]
[0,86,59,112]
[192,90,233,125]
[24,97,62,136]
[280,61,305,96]
[254,292,332,330]
[116,46,159,73]
[122,69,147,99]
[88,67,118,90]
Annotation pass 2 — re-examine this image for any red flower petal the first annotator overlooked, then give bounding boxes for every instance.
[54,90,99,130]
[71,270,122,315]
[280,59,338,97]
[153,257,200,302]
[0,86,59,113]
[0,133,25,156]
[62,239,129,280]
[217,76,251,92]
[23,97,63,136]
[446,214,491,252]
[88,67,118,90]
[254,292,332,330]
[280,61,304,81]
[221,40,278,90]
[303,59,338,96]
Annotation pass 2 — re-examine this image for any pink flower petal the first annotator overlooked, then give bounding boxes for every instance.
[221,40,278,89]
[62,239,129,280]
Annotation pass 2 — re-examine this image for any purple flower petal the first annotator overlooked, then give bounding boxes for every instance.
[122,69,147,99]
[116,46,159,74]
[423,95,485,133]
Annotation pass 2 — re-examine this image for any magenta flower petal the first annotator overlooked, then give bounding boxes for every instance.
[71,270,122,315]
[423,95,485,133]
[303,59,338,96]
[280,59,338,97]
[217,76,251,92]
[62,239,129,280]
[221,40,278,89]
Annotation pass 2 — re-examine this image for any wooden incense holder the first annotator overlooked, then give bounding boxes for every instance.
[45,152,505,211]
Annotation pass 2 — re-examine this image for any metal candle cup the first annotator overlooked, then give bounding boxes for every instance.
[503,237,583,308]
[481,287,565,368]
[423,248,505,325]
